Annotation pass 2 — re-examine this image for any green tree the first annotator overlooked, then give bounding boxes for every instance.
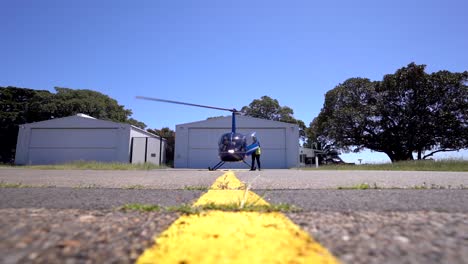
[48,87,146,128]
[241,96,306,130]
[425,70,468,158]
[0,86,146,163]
[127,118,147,129]
[52,87,129,121]
[206,116,226,120]
[0,87,54,163]
[310,63,468,162]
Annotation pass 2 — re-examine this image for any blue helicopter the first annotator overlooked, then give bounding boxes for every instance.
[136,96,259,170]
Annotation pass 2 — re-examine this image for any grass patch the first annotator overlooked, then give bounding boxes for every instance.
[195,202,301,213]
[0,181,34,188]
[120,202,301,214]
[336,182,467,190]
[304,160,468,171]
[18,161,167,170]
[73,184,101,189]
[123,185,147,190]
[120,203,163,212]
[411,183,467,189]
[0,181,56,188]
[166,204,197,214]
[184,186,209,191]
[337,183,379,190]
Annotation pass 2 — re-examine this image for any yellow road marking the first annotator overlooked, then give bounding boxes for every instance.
[209,171,247,190]
[137,171,340,264]
[193,189,268,207]
[194,171,268,206]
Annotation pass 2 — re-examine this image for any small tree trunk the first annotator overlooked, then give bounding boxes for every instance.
[385,152,396,163]
[386,151,414,163]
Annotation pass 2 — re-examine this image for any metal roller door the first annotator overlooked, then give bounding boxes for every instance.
[187,128,286,169]
[27,128,119,164]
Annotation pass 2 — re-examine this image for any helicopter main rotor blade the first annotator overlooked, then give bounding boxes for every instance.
[136,96,238,112]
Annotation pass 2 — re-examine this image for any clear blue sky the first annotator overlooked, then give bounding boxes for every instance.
[2,0,467,163]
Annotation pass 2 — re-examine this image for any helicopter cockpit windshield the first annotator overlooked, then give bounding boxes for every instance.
[218,132,247,161]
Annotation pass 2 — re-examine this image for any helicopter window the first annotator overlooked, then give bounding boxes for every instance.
[219,134,228,151]
[218,133,246,152]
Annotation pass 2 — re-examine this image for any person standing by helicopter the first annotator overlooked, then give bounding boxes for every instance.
[250,134,261,171]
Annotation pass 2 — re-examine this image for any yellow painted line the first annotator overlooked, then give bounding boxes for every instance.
[209,171,246,190]
[137,171,340,264]
[194,171,268,206]
[193,189,268,207]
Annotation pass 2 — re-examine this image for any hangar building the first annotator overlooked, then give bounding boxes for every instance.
[15,114,166,165]
[174,116,299,169]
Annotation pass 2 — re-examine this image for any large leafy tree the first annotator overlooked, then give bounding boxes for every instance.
[310,63,468,162]
[0,87,55,163]
[0,86,146,163]
[241,96,306,130]
[51,87,133,123]
[429,71,468,156]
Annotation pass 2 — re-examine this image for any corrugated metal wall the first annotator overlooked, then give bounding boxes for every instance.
[131,137,166,165]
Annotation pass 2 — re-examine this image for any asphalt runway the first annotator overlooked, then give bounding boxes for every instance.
[1,168,467,212]
[1,168,468,189]
[1,188,467,212]
[1,168,468,264]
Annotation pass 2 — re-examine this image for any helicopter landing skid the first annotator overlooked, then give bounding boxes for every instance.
[208,160,252,171]
[208,161,225,171]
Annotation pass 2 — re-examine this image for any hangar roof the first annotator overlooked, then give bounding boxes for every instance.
[19,114,161,139]
[176,115,299,128]
[20,113,124,128]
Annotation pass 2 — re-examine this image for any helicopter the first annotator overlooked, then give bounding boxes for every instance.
[136,96,259,170]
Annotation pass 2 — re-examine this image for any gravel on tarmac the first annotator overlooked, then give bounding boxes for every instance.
[288,211,468,264]
[1,208,467,264]
[0,208,179,264]
[1,168,467,263]
[262,189,468,213]
[0,188,204,210]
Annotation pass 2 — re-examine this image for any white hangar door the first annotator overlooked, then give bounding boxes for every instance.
[187,128,287,169]
[242,128,287,169]
[187,128,223,168]
[27,128,119,164]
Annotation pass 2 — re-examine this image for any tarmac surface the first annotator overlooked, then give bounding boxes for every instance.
[1,188,467,212]
[1,168,468,189]
[1,168,467,212]
[1,168,468,264]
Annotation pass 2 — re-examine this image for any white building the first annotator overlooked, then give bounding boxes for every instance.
[174,116,299,169]
[15,114,166,165]
[299,147,316,166]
